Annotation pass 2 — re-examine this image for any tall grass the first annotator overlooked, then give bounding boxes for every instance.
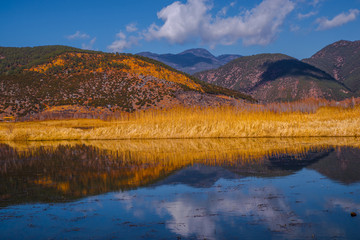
[0,101,359,140]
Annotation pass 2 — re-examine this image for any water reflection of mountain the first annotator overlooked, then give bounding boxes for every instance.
[308,147,360,184]
[153,148,348,188]
[153,165,242,188]
[0,138,359,207]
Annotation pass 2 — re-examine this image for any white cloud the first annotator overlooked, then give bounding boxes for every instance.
[81,37,96,50]
[146,0,210,44]
[298,11,317,19]
[290,25,300,32]
[116,186,303,239]
[146,0,295,47]
[116,31,126,39]
[217,1,236,17]
[310,0,322,7]
[66,31,96,50]
[218,6,229,17]
[155,186,303,238]
[108,31,139,52]
[328,198,360,212]
[66,31,90,40]
[126,23,138,33]
[204,0,295,46]
[316,9,360,30]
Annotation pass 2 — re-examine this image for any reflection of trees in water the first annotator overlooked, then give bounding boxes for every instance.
[0,138,359,206]
[0,144,184,206]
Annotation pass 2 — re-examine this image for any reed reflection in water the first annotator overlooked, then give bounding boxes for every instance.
[1,138,360,207]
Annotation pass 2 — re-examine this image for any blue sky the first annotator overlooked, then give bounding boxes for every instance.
[1,0,359,59]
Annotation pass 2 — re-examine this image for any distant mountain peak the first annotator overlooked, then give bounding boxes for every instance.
[303,39,360,94]
[333,40,359,46]
[136,51,154,55]
[179,48,215,58]
[136,48,242,74]
[313,40,360,56]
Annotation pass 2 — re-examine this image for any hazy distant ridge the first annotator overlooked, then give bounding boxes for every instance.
[137,48,242,74]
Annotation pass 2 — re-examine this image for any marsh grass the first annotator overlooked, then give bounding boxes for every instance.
[0,103,359,141]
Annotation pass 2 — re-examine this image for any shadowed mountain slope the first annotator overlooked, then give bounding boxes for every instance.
[195,53,352,102]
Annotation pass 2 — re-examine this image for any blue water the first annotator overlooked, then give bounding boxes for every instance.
[0,142,360,239]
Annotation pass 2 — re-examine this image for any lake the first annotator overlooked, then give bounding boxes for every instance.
[1,138,360,239]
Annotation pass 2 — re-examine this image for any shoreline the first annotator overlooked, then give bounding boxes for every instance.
[1,106,359,141]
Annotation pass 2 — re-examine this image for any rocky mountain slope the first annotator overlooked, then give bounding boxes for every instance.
[0,46,254,120]
[137,48,241,74]
[303,40,360,95]
[195,53,352,102]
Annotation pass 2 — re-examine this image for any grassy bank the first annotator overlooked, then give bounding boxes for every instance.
[0,105,359,140]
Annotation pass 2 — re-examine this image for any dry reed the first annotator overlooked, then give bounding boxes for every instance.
[0,104,359,141]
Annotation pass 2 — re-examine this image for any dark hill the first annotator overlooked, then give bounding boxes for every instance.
[303,40,360,95]
[0,46,254,120]
[137,48,241,74]
[195,53,352,102]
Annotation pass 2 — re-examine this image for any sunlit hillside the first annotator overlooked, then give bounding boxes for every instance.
[0,46,254,120]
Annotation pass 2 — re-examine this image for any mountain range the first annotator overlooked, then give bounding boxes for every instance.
[1,40,359,119]
[0,46,253,120]
[195,40,360,102]
[195,53,351,102]
[137,48,241,74]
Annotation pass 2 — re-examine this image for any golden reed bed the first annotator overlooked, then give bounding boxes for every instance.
[0,104,360,140]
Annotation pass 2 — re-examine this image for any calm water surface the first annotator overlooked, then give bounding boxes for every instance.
[0,138,360,239]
